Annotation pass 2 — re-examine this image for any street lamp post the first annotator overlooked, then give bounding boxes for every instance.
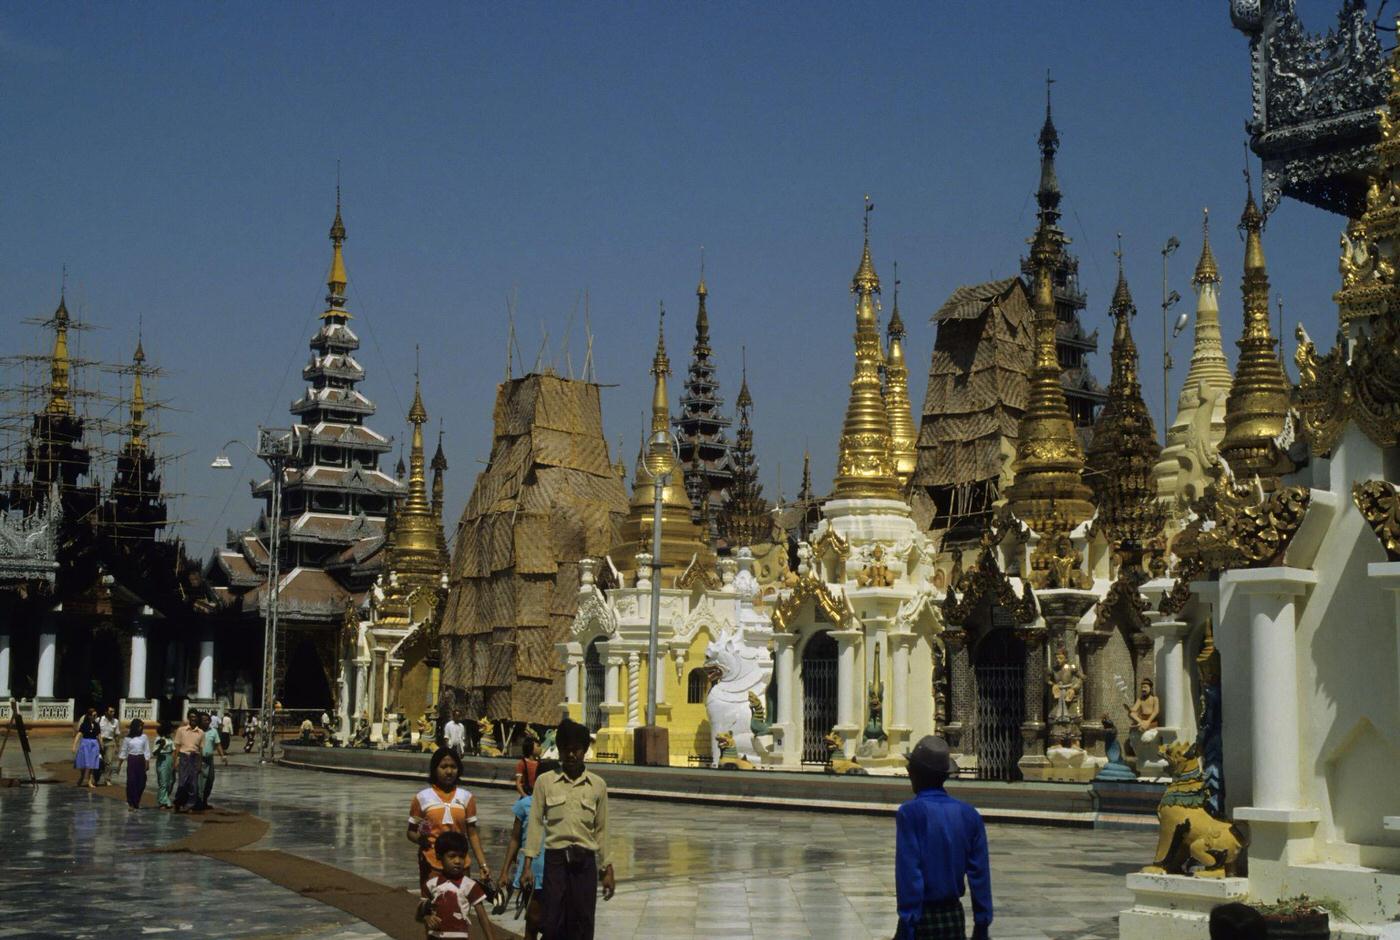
[640,429,679,760]
[1160,236,1183,444]
[213,426,304,763]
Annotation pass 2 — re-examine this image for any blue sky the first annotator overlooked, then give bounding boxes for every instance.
[0,3,1355,556]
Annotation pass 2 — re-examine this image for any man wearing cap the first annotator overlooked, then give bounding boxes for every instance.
[896,735,992,939]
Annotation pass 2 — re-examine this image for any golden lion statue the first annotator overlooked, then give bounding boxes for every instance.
[715,731,755,771]
[1140,741,1245,878]
[476,717,503,757]
[823,731,868,775]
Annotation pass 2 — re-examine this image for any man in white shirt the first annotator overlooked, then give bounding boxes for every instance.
[97,706,120,786]
[443,710,466,757]
[220,712,233,750]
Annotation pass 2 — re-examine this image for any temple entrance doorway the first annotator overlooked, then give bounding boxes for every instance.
[972,622,1025,781]
[801,631,837,764]
[282,636,333,709]
[583,640,604,732]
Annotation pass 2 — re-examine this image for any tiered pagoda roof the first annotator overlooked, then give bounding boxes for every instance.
[673,269,734,528]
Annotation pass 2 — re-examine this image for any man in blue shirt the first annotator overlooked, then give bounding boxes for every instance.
[895,735,992,939]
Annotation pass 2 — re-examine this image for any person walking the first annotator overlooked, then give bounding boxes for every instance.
[151,719,175,809]
[523,719,615,940]
[220,712,233,751]
[172,710,204,813]
[97,705,120,786]
[72,707,101,788]
[514,738,539,798]
[197,712,226,810]
[895,735,992,940]
[408,748,492,897]
[116,719,152,810]
[443,711,466,758]
[497,759,557,938]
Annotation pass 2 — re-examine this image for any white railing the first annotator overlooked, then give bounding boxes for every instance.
[3,698,76,724]
[119,699,160,724]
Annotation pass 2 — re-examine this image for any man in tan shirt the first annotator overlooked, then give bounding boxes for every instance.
[522,719,614,939]
[172,710,205,812]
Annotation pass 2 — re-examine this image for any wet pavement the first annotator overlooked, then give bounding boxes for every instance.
[1,741,1153,939]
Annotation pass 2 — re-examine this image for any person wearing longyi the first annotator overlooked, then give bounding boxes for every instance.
[522,719,614,940]
[895,735,992,940]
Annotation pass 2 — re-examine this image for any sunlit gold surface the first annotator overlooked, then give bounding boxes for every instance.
[322,194,353,321]
[1354,479,1400,561]
[884,278,918,488]
[387,381,450,592]
[833,199,901,500]
[129,339,147,451]
[1217,185,1293,484]
[46,296,73,417]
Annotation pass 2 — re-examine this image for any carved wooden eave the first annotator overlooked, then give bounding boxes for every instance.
[571,585,618,639]
[1094,566,1151,635]
[1354,479,1400,560]
[894,590,945,635]
[1296,315,1400,457]
[941,545,1037,628]
[771,574,850,632]
[1231,0,1386,217]
[809,525,850,568]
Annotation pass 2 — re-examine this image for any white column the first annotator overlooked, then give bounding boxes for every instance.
[197,640,215,700]
[889,632,911,731]
[1228,569,1316,812]
[774,635,796,727]
[1146,619,1192,736]
[604,655,622,706]
[832,629,862,736]
[0,632,10,700]
[1368,562,1400,716]
[127,630,148,700]
[565,660,581,704]
[36,632,57,698]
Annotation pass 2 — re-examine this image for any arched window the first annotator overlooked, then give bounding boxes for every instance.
[687,667,710,704]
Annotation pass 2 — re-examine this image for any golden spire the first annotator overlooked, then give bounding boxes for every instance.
[884,262,917,487]
[1005,153,1094,562]
[431,421,447,521]
[1218,172,1294,484]
[694,250,711,356]
[129,336,147,451]
[1194,208,1220,285]
[386,365,445,591]
[323,186,352,320]
[616,307,711,578]
[834,196,900,499]
[1086,238,1162,551]
[1178,208,1234,413]
[46,294,74,417]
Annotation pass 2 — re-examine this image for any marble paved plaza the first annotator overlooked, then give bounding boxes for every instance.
[0,748,1153,939]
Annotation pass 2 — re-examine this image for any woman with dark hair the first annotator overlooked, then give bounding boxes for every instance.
[151,718,175,809]
[72,707,101,788]
[407,748,491,896]
[116,719,152,810]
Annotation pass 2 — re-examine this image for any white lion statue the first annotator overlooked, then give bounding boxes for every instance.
[704,630,772,766]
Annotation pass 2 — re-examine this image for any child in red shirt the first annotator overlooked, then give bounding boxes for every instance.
[418,831,497,940]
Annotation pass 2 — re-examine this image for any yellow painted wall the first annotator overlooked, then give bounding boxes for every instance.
[589,629,719,767]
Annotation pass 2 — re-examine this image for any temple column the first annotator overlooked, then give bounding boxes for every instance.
[888,630,913,734]
[1224,568,1320,889]
[0,631,10,700]
[1146,618,1193,740]
[1368,562,1400,725]
[127,628,148,700]
[36,632,57,699]
[196,640,215,700]
[626,651,640,728]
[1030,590,1095,775]
[943,631,972,755]
[604,655,622,706]
[831,628,862,754]
[565,660,581,704]
[1227,569,1316,812]
[774,634,795,726]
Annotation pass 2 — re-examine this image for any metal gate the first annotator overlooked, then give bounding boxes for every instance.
[972,629,1026,782]
[801,632,838,763]
[583,641,605,732]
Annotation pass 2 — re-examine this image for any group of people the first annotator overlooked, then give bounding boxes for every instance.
[410,718,614,940]
[72,707,227,812]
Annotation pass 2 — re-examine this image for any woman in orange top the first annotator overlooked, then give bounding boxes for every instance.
[409,748,491,896]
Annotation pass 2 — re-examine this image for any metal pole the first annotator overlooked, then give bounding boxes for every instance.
[260,453,281,762]
[646,468,665,727]
[1162,248,1170,444]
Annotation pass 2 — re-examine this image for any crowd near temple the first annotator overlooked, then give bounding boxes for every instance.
[6,3,1400,936]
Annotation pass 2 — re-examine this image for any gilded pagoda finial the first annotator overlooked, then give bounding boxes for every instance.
[884,260,917,487]
[387,374,444,586]
[694,250,711,354]
[46,293,74,417]
[1037,69,1062,228]
[1218,165,1294,485]
[1194,208,1220,285]
[324,186,351,320]
[834,199,900,500]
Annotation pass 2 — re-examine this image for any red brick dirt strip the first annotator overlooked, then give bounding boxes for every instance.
[41,761,523,940]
